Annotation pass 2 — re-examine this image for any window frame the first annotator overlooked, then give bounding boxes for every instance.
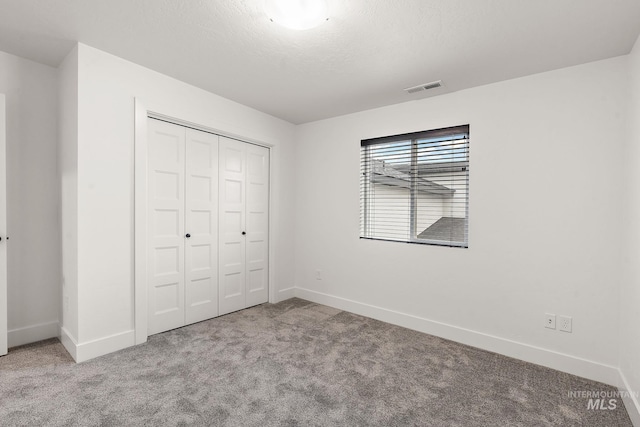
[360,125,470,248]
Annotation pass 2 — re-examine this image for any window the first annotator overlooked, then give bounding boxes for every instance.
[360,125,469,247]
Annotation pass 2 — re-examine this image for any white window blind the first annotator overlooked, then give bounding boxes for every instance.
[360,125,470,247]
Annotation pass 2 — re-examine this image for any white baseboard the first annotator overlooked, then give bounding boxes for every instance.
[619,369,640,427]
[8,321,59,348]
[76,329,135,363]
[276,287,295,303]
[60,327,135,363]
[294,288,620,386]
[60,326,78,361]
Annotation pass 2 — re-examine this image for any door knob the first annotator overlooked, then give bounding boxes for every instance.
[242,231,246,235]
[185,233,191,238]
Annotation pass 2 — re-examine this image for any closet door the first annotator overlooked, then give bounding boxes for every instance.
[218,137,246,315]
[147,119,186,335]
[245,144,269,307]
[184,129,219,324]
[219,138,269,316]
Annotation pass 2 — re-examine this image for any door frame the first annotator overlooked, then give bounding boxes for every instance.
[0,94,7,355]
[133,99,275,345]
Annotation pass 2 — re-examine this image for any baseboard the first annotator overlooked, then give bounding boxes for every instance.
[59,327,135,363]
[619,369,640,427]
[60,326,78,361]
[8,321,59,348]
[276,287,295,303]
[76,330,136,363]
[294,288,620,386]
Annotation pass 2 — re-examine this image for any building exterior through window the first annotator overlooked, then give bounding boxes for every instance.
[360,125,470,247]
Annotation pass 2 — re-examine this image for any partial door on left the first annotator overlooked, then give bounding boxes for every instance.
[0,94,7,355]
[147,119,219,335]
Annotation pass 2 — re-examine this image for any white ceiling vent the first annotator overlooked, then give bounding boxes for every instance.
[404,80,443,94]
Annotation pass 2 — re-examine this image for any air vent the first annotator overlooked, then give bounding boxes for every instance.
[404,80,443,94]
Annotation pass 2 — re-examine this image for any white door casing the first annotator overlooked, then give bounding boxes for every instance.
[219,137,269,316]
[0,94,6,356]
[184,128,219,324]
[147,119,186,335]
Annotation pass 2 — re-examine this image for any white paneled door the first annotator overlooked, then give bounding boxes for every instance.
[148,119,186,335]
[245,143,270,308]
[218,138,245,315]
[147,119,218,335]
[219,137,269,316]
[0,95,6,356]
[184,128,219,325]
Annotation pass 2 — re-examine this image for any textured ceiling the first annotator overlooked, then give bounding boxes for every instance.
[0,0,639,124]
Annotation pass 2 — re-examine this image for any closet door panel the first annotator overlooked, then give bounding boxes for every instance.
[185,129,219,325]
[245,144,269,307]
[147,119,186,335]
[219,137,246,315]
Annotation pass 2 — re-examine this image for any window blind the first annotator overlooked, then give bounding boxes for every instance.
[360,125,470,247]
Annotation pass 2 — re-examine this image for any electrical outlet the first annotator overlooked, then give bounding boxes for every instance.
[545,313,556,329]
[315,270,322,280]
[559,315,572,333]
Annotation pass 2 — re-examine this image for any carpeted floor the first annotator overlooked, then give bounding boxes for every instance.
[0,298,632,426]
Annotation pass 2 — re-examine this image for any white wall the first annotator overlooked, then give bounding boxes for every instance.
[58,46,79,347]
[0,50,60,347]
[621,34,640,424]
[59,44,296,359]
[294,56,628,384]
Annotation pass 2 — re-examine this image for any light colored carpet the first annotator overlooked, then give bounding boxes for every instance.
[0,298,632,426]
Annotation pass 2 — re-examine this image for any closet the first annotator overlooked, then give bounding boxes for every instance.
[146,118,269,336]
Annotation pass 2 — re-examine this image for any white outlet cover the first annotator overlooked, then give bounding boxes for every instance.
[545,313,556,329]
[559,315,572,332]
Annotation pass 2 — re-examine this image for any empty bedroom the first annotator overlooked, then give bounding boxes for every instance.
[0,1,639,426]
